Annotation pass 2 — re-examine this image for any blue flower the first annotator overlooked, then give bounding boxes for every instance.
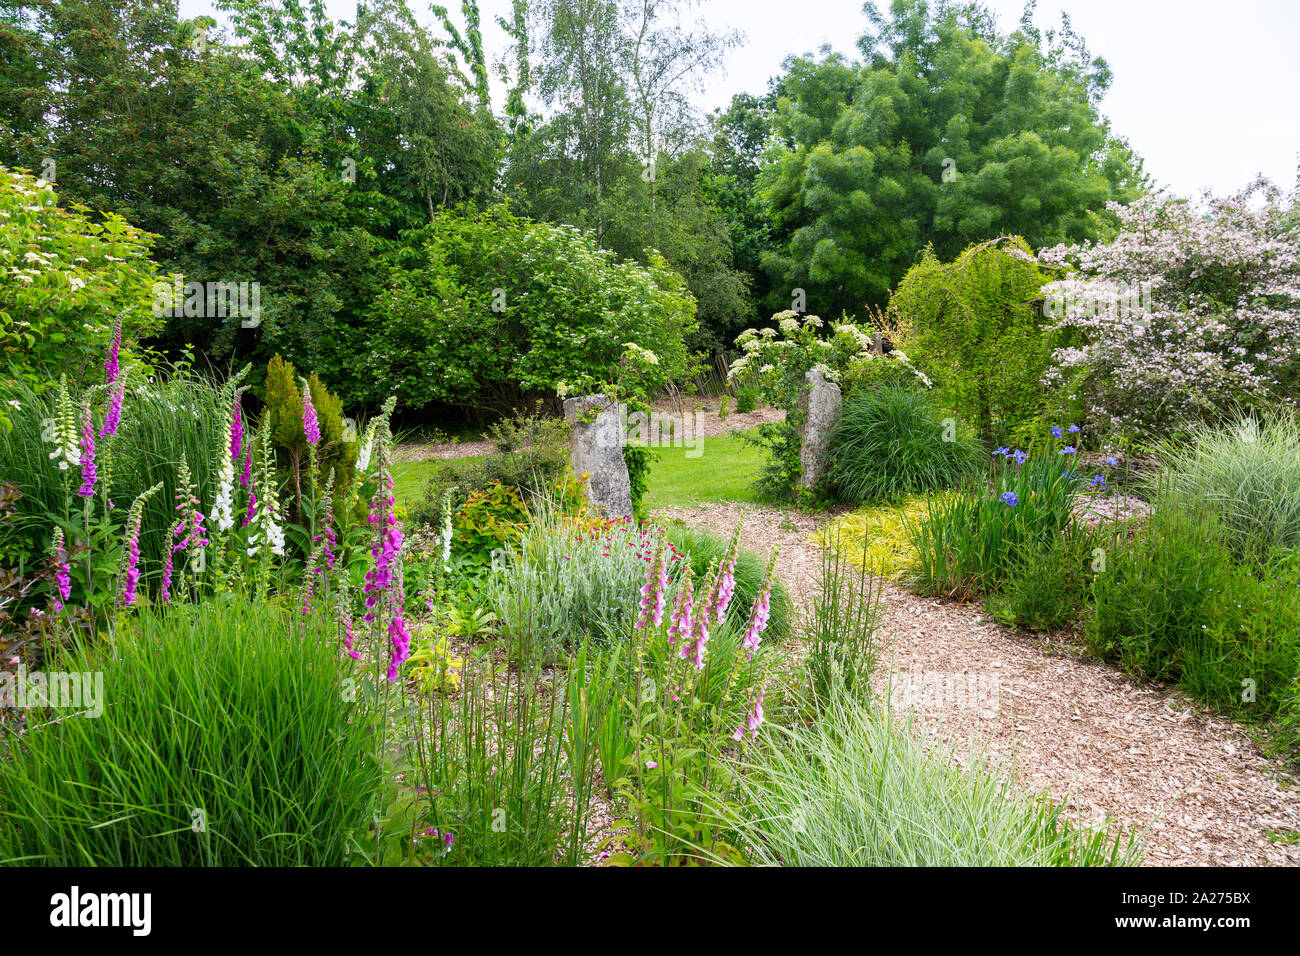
[993,446,1010,457]
[1090,474,1107,488]
[1012,449,1028,464]
[1051,426,1064,439]
[1068,424,1081,434]
[1058,445,1076,455]
[1105,456,1119,467]
[1000,491,1020,507]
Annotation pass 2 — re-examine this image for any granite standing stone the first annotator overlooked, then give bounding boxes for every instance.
[795,369,842,490]
[564,394,633,517]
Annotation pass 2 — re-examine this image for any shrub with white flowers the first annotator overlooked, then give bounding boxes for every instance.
[1040,178,1300,438]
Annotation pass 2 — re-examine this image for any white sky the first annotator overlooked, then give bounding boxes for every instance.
[178,0,1300,198]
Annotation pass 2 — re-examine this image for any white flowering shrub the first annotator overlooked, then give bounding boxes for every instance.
[1040,178,1300,437]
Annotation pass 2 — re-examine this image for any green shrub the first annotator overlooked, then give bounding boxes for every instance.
[364,204,698,414]
[409,410,574,530]
[1153,413,1300,560]
[828,384,984,505]
[0,602,383,865]
[489,512,653,665]
[1087,503,1300,718]
[992,522,1099,632]
[890,236,1053,446]
[727,695,1142,866]
[663,523,794,643]
[263,354,359,515]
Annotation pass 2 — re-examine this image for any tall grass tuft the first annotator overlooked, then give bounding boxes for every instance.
[805,528,884,706]
[727,695,1144,867]
[1154,412,1300,560]
[0,601,383,865]
[828,384,984,505]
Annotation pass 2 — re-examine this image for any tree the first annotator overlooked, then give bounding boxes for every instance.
[760,0,1148,319]
[891,236,1054,445]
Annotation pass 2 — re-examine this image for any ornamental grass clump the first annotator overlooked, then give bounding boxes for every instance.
[827,384,984,505]
[725,694,1143,867]
[0,602,383,866]
[1153,412,1300,561]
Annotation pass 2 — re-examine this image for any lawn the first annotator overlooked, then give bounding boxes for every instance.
[642,428,765,509]
[391,427,766,513]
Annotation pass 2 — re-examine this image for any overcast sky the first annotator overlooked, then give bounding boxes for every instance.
[178,0,1300,198]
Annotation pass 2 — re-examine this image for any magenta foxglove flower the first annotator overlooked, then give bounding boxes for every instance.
[387,614,411,682]
[51,528,71,611]
[634,540,669,629]
[104,312,122,384]
[741,551,779,656]
[230,391,244,464]
[302,379,321,447]
[76,403,97,498]
[100,379,125,438]
[666,566,694,644]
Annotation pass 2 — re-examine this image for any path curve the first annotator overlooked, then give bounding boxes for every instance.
[655,501,1300,867]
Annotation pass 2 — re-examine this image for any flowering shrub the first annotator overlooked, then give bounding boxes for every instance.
[727,310,917,499]
[1040,178,1300,437]
[0,168,163,414]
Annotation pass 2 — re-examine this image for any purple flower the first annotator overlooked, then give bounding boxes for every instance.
[100,379,124,438]
[1050,426,1064,439]
[104,313,122,384]
[387,614,411,682]
[51,529,70,611]
[667,566,694,644]
[742,551,778,656]
[634,540,669,629]
[302,380,321,447]
[1067,424,1081,434]
[1000,491,1019,507]
[1104,456,1119,467]
[1090,474,1107,488]
[1012,449,1028,464]
[1058,445,1076,455]
[993,446,1010,457]
[76,404,97,498]
[230,392,244,464]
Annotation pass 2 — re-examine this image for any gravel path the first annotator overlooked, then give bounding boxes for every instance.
[655,501,1300,867]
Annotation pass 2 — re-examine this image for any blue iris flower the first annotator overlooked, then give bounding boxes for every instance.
[1058,445,1076,455]
[993,446,1010,457]
[1090,474,1107,488]
[1000,491,1019,507]
[1051,426,1064,439]
[1012,449,1028,464]
[1105,456,1119,467]
[1068,424,1081,434]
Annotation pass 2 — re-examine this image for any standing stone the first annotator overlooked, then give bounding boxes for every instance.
[795,369,842,491]
[563,394,633,518]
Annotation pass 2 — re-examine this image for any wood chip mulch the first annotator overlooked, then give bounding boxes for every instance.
[654,501,1300,867]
